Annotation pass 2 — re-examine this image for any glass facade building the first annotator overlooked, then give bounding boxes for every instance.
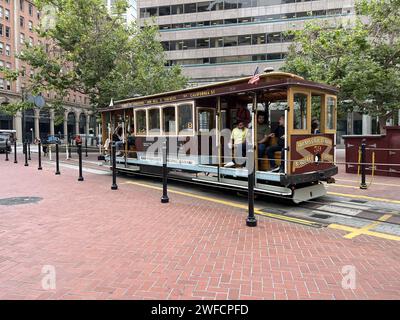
[138,0,356,84]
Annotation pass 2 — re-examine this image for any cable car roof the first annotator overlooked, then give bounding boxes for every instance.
[101,72,338,112]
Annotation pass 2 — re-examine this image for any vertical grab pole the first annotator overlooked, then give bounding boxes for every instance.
[55,143,60,175]
[14,139,18,164]
[111,142,118,190]
[246,92,257,227]
[5,139,9,161]
[78,144,84,181]
[161,138,169,203]
[38,142,42,170]
[360,139,367,189]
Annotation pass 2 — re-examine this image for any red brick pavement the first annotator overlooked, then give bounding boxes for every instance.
[0,159,399,300]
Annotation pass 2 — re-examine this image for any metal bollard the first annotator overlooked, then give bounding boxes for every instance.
[28,142,31,160]
[38,142,42,170]
[5,139,9,161]
[111,142,118,190]
[24,141,29,167]
[246,144,257,227]
[78,144,84,181]
[360,139,367,190]
[55,143,60,175]
[14,140,17,164]
[68,140,72,159]
[85,138,88,157]
[161,140,169,203]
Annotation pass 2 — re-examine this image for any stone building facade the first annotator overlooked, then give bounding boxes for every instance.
[0,0,95,142]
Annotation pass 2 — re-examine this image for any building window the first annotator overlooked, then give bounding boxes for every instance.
[20,16,25,28]
[6,62,11,69]
[5,9,10,21]
[5,44,10,56]
[29,3,33,16]
[29,21,33,31]
[0,24,3,37]
[29,37,33,46]
[0,7,3,18]
[5,26,10,38]
[0,43,3,55]
[20,0,24,11]
[20,33,25,44]
[0,78,4,90]
[6,80,10,90]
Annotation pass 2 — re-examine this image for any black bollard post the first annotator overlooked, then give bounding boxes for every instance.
[14,140,17,164]
[111,142,118,190]
[5,139,9,161]
[161,140,169,204]
[85,138,88,157]
[68,141,72,159]
[28,142,31,160]
[360,139,367,190]
[78,144,84,181]
[38,142,42,170]
[24,141,29,167]
[246,144,257,227]
[55,143,60,175]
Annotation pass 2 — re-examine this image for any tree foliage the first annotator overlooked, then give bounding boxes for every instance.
[282,0,400,131]
[1,0,187,115]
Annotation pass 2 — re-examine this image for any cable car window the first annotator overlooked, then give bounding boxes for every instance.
[293,93,308,130]
[327,97,336,130]
[178,104,194,134]
[163,106,176,135]
[148,108,161,134]
[136,110,147,135]
[198,109,215,132]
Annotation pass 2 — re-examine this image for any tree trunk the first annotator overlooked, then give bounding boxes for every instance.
[378,111,393,135]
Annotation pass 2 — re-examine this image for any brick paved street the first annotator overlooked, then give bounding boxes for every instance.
[0,158,400,300]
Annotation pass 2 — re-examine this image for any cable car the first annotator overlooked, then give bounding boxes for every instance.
[100,71,338,203]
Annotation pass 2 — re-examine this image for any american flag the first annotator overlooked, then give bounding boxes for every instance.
[248,66,260,85]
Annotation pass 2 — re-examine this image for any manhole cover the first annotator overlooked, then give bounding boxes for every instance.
[311,213,331,219]
[0,197,42,206]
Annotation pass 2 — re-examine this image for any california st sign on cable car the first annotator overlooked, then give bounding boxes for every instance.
[99,71,338,203]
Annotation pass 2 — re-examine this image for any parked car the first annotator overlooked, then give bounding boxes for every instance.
[45,135,61,145]
[0,130,15,153]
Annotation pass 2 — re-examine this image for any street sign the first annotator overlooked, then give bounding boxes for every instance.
[34,95,46,108]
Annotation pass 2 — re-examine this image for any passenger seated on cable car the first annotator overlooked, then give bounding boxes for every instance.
[256,113,271,160]
[266,115,285,173]
[312,119,321,134]
[225,121,248,168]
[127,127,135,149]
[112,126,124,156]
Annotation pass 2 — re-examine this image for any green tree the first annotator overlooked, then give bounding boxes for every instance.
[282,0,400,132]
[1,0,187,115]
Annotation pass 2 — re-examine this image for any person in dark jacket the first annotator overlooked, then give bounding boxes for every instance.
[266,115,285,173]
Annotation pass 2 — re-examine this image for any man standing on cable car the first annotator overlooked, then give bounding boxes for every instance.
[266,115,285,173]
[225,121,248,168]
